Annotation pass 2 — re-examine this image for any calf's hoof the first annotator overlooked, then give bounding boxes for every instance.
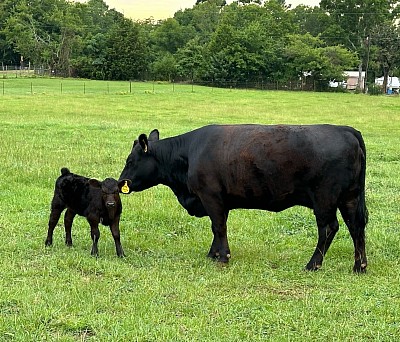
[45,239,52,246]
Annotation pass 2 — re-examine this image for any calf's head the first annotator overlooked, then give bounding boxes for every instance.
[89,178,131,214]
[119,129,160,192]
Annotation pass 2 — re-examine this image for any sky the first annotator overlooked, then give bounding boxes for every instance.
[100,0,321,21]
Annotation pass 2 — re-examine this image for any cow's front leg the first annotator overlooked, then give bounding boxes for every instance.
[207,234,221,260]
[207,209,230,263]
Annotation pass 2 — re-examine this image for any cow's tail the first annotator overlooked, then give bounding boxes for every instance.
[355,130,368,231]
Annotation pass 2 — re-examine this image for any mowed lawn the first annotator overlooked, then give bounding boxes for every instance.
[0,78,399,341]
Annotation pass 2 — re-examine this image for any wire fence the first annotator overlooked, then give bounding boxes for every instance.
[1,64,341,95]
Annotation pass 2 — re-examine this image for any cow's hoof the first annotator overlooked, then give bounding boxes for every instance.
[353,261,367,273]
[305,262,321,271]
[207,251,219,260]
[218,256,230,264]
[65,241,73,247]
[45,239,52,246]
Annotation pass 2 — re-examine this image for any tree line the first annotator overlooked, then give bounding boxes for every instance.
[1,0,399,91]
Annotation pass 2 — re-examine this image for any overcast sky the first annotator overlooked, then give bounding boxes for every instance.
[99,0,320,21]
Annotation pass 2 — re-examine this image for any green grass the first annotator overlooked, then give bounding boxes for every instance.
[0,78,399,341]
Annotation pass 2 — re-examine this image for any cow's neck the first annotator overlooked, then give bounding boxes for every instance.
[152,137,189,192]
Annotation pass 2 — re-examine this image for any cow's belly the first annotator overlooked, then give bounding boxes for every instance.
[224,189,314,212]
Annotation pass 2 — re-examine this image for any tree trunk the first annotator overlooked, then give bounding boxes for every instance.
[357,61,363,92]
[383,67,389,94]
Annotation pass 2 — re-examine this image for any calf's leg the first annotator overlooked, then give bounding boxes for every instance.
[45,197,65,246]
[109,218,125,257]
[89,221,101,257]
[64,209,76,246]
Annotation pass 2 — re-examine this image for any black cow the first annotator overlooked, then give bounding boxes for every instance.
[45,168,131,257]
[119,124,368,272]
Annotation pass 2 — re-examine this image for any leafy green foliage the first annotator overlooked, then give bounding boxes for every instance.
[1,0,399,86]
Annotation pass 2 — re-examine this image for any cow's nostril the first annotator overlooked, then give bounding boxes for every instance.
[106,202,116,207]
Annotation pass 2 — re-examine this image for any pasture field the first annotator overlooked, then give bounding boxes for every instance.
[0,78,399,341]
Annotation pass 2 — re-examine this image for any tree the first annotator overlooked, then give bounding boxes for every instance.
[176,37,206,81]
[0,0,19,66]
[174,0,226,43]
[371,21,400,93]
[71,0,122,78]
[150,53,177,81]
[320,0,400,91]
[291,5,332,37]
[284,33,357,89]
[3,0,83,75]
[104,18,149,80]
[151,18,195,55]
[206,0,295,85]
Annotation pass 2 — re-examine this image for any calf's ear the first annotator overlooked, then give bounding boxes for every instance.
[139,134,148,152]
[88,179,101,188]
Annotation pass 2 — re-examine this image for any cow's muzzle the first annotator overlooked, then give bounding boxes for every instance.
[106,201,116,208]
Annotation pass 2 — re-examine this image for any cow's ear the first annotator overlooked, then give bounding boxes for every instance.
[138,133,148,152]
[149,129,159,141]
[89,179,101,188]
[118,179,132,194]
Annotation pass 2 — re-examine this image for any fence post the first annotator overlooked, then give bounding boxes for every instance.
[60,81,63,94]
[129,81,132,93]
[83,82,86,94]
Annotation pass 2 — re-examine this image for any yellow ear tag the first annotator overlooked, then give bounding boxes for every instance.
[121,181,130,194]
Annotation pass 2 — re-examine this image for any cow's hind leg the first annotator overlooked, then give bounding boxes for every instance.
[306,210,339,271]
[339,198,367,273]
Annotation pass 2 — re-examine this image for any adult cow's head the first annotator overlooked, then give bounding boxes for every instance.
[119,129,160,193]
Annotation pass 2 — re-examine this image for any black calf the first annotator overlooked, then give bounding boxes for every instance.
[45,168,131,257]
